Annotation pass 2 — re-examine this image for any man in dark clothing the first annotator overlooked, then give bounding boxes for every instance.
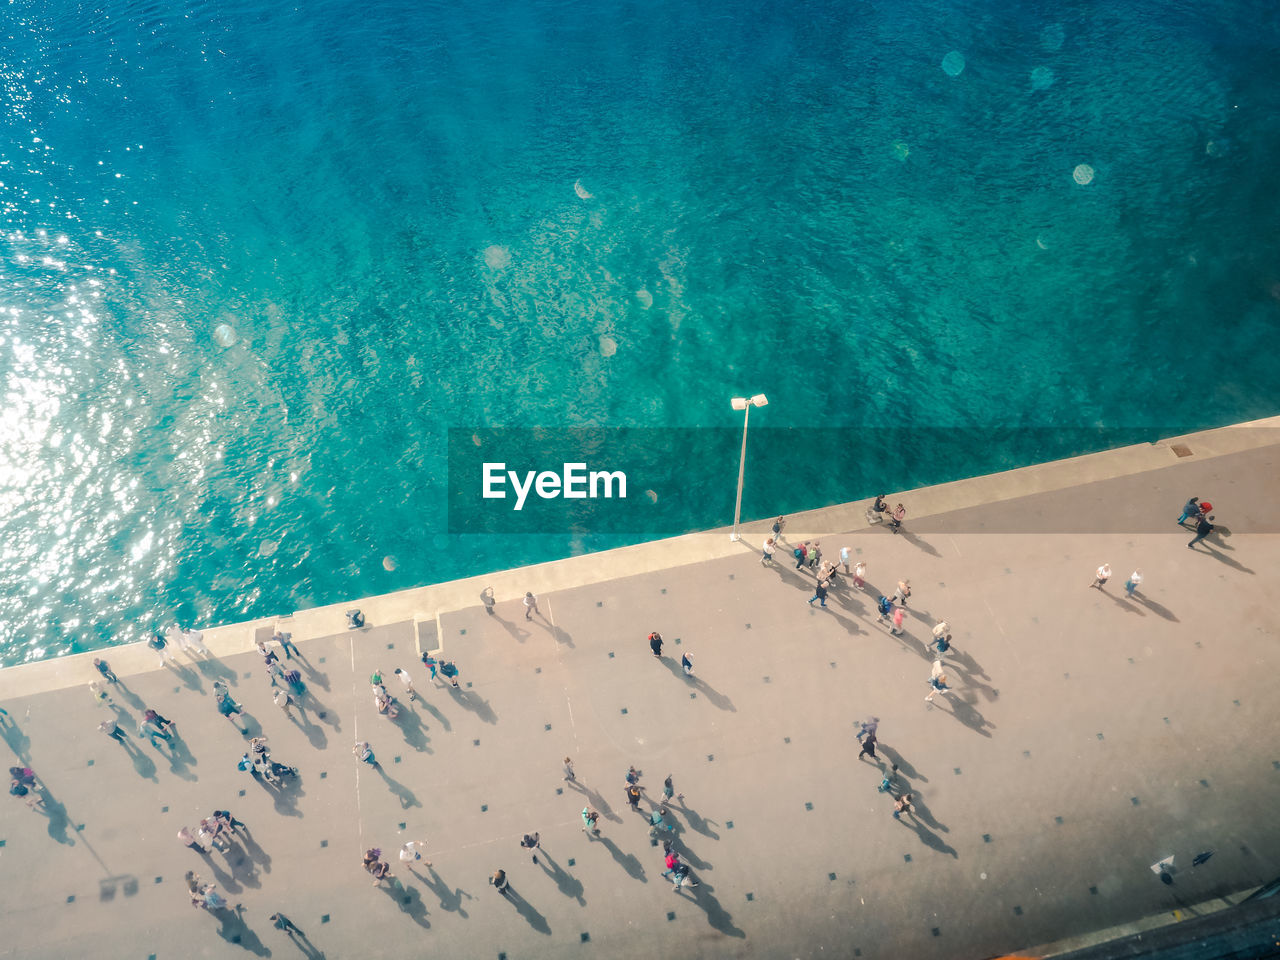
[1188,514,1216,549]
[794,542,808,570]
[648,632,663,658]
[858,733,879,762]
[807,580,829,608]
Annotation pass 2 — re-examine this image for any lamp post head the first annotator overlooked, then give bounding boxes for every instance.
[731,395,768,411]
[730,397,748,411]
[749,394,768,407]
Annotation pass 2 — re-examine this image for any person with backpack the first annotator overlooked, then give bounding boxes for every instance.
[793,541,809,570]
[875,595,893,624]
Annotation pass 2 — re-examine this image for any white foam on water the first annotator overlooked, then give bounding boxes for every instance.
[1030,66,1055,90]
[483,245,511,269]
[635,289,653,309]
[942,51,965,77]
[259,539,277,557]
[598,335,618,357]
[1036,235,1050,250]
[1073,164,1095,185]
[213,323,238,348]
[573,180,593,200]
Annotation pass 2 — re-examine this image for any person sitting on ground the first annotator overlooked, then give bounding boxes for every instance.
[346,609,365,629]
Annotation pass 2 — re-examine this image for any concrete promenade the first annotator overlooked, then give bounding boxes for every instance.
[1,418,1278,959]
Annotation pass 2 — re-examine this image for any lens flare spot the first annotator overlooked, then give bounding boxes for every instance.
[573,180,593,200]
[1030,66,1055,90]
[483,245,510,269]
[942,51,965,77]
[1073,164,1095,185]
[598,335,618,357]
[383,555,397,572]
[213,323,238,348]
[259,539,278,557]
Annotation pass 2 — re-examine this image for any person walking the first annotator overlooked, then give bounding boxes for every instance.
[840,546,852,575]
[875,595,893,624]
[272,628,298,659]
[1188,514,1216,550]
[892,580,911,606]
[794,541,809,570]
[88,680,111,706]
[563,756,576,783]
[439,660,460,688]
[270,913,304,938]
[858,733,879,762]
[489,868,510,895]
[480,587,496,616]
[772,516,786,543]
[1177,496,1202,525]
[399,840,432,869]
[681,652,693,676]
[1124,569,1143,597]
[925,661,951,702]
[273,688,295,721]
[856,717,879,742]
[648,807,673,836]
[648,631,664,658]
[852,560,866,589]
[808,580,829,608]
[98,718,127,742]
[808,541,823,571]
[890,606,906,635]
[519,831,541,863]
[523,592,540,620]
[761,537,776,565]
[626,783,643,812]
[581,807,600,836]
[93,658,118,683]
[394,667,417,701]
[892,793,915,820]
[663,773,681,804]
[353,741,377,765]
[143,708,176,737]
[148,632,179,667]
[933,632,952,655]
[932,620,949,643]
[1090,563,1112,589]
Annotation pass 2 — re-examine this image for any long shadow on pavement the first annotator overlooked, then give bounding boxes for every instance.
[415,696,451,732]
[1133,594,1179,622]
[565,779,621,823]
[379,877,431,929]
[446,685,497,725]
[392,704,432,753]
[676,803,721,841]
[210,904,271,956]
[500,885,550,935]
[373,763,422,809]
[597,836,646,882]
[660,660,736,712]
[419,865,472,917]
[901,815,958,859]
[679,880,746,938]
[535,849,585,905]
[878,744,929,784]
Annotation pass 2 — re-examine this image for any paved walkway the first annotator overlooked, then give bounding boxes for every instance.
[1,421,1278,959]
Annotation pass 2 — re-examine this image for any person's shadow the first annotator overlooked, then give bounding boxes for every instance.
[392,704,432,753]
[1133,594,1179,622]
[374,764,422,809]
[597,836,646,882]
[211,904,271,956]
[500,885,550,935]
[379,878,431,929]
[535,849,585,905]
[662,660,736,712]
[903,817,958,859]
[679,880,746,938]
[419,865,471,917]
[447,686,497,725]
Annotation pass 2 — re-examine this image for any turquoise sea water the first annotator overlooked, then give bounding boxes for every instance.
[2,0,1279,665]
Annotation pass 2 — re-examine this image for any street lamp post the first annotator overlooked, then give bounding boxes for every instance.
[729,394,768,542]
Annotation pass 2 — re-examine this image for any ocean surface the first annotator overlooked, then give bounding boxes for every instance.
[2,0,1279,665]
